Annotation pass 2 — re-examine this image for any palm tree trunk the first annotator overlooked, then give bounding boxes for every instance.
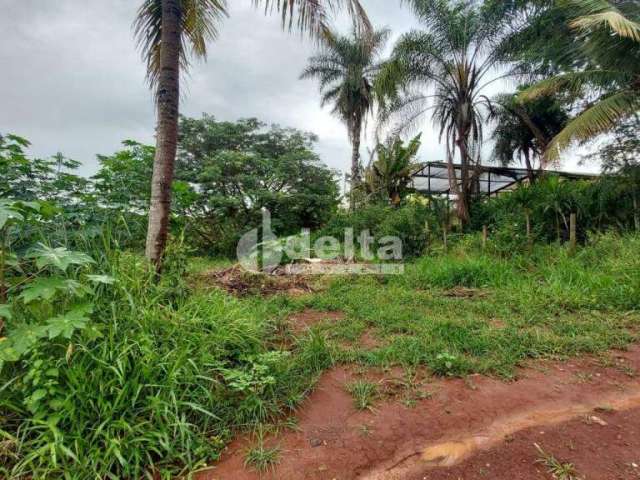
[523,149,535,184]
[455,135,471,226]
[349,116,363,212]
[145,0,181,268]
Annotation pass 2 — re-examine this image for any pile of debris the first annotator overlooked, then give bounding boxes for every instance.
[202,264,315,297]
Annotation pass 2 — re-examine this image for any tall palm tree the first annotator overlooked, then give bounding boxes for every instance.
[492,89,568,181]
[363,134,423,205]
[301,28,390,211]
[376,0,509,225]
[521,0,640,163]
[134,0,370,267]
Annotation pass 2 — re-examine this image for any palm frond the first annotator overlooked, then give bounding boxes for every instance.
[545,89,640,163]
[519,69,626,101]
[253,0,371,38]
[564,0,640,42]
[133,0,228,90]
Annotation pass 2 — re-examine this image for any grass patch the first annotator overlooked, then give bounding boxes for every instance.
[347,380,379,410]
[244,427,280,473]
[1,233,639,478]
[534,443,581,480]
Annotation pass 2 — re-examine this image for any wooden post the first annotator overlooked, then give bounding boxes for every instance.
[425,221,431,250]
[482,225,488,251]
[443,223,448,254]
[525,211,532,250]
[569,212,577,255]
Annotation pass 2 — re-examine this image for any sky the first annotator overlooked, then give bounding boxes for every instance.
[1,0,599,179]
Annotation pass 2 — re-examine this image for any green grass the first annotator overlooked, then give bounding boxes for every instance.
[301,233,640,378]
[534,443,581,480]
[347,380,379,410]
[244,427,280,473]
[1,233,638,478]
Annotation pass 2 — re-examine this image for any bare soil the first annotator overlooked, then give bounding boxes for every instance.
[198,345,640,480]
[288,309,346,336]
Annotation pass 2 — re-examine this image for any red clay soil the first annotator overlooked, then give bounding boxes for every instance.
[288,309,345,335]
[198,346,640,480]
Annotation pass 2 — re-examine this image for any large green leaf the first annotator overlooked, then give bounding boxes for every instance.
[0,204,24,230]
[46,304,93,339]
[0,304,12,320]
[26,244,95,272]
[8,323,48,355]
[20,277,90,304]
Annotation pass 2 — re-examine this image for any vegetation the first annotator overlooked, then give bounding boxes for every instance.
[3,0,640,478]
[362,134,424,205]
[376,0,511,225]
[520,0,640,162]
[135,0,369,268]
[491,88,568,179]
[301,27,389,210]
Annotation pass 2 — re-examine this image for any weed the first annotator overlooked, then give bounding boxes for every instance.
[244,428,280,473]
[534,443,581,480]
[347,380,379,411]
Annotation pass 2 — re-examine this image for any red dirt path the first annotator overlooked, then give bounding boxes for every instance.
[198,346,640,480]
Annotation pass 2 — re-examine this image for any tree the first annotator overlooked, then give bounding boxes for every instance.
[376,0,509,226]
[583,115,640,172]
[177,115,339,254]
[491,89,568,180]
[134,0,370,268]
[521,0,640,162]
[362,134,423,205]
[0,134,89,205]
[301,27,389,210]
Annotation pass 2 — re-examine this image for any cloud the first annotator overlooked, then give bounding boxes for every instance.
[0,0,599,178]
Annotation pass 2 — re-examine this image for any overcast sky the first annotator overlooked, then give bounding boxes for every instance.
[1,0,599,179]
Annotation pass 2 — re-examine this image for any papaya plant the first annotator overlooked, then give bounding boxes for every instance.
[0,199,112,372]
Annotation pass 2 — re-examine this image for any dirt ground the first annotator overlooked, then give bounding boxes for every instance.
[199,345,640,480]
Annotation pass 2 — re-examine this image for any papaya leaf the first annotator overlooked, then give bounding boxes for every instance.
[46,304,93,339]
[0,204,24,230]
[8,323,48,355]
[20,278,90,304]
[0,304,12,320]
[26,244,95,272]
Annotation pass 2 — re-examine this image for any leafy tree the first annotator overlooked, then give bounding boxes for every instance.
[583,115,640,172]
[491,89,568,180]
[93,141,156,212]
[362,134,423,205]
[521,0,640,162]
[376,0,510,226]
[0,134,89,204]
[177,115,340,254]
[301,27,389,210]
[134,0,369,268]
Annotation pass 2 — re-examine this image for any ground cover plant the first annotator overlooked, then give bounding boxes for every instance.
[2,222,638,478]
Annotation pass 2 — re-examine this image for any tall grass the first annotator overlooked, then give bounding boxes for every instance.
[0,246,330,479]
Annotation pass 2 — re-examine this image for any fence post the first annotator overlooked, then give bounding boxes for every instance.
[443,223,448,254]
[425,221,431,249]
[569,212,577,255]
[482,225,488,251]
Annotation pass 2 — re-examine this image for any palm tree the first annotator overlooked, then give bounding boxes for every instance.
[376,0,509,226]
[134,0,370,267]
[301,28,390,211]
[363,134,423,205]
[521,0,640,163]
[492,89,568,181]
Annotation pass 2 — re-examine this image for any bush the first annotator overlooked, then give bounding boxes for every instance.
[0,237,329,479]
[315,202,434,258]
